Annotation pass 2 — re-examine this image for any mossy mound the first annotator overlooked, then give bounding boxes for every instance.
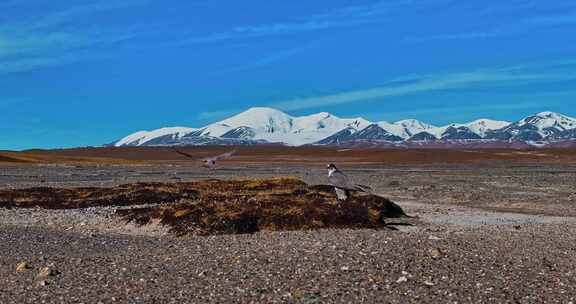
[115,178,411,236]
[0,178,412,236]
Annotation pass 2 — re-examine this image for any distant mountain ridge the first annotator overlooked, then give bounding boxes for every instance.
[112,107,576,148]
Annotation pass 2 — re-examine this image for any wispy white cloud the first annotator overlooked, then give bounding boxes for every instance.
[177,19,379,45]
[0,52,113,74]
[23,0,150,30]
[408,10,576,42]
[2,0,386,73]
[0,29,139,74]
[406,30,502,42]
[232,19,377,36]
[269,65,576,111]
[0,29,138,59]
[527,14,576,26]
[171,1,426,46]
[311,0,457,20]
[311,0,408,19]
[0,0,36,8]
[0,0,440,73]
[210,43,316,75]
[0,0,148,74]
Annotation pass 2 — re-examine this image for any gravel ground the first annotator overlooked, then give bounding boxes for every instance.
[1,163,576,303]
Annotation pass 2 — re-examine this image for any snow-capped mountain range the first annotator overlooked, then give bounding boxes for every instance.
[112,108,576,148]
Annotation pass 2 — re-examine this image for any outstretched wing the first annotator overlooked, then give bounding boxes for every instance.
[213,149,236,161]
[172,147,196,160]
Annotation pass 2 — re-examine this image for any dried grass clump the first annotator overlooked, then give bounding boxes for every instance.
[114,178,410,236]
[0,178,411,235]
[0,183,199,209]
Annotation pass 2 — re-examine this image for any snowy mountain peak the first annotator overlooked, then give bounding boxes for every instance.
[306,112,332,119]
[198,108,372,146]
[114,127,197,147]
[395,119,436,132]
[536,111,563,118]
[468,118,510,126]
[394,119,431,126]
[241,107,289,116]
[464,119,511,137]
[112,109,576,148]
[216,107,294,136]
[378,119,434,138]
[519,111,576,131]
[222,107,293,126]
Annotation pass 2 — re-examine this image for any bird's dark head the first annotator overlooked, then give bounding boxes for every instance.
[327,163,338,170]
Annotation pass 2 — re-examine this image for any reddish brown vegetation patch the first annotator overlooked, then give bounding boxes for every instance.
[0,183,199,209]
[0,155,24,163]
[0,178,410,236]
[0,150,142,165]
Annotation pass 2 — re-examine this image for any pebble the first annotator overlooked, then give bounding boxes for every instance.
[430,248,444,259]
[396,276,408,283]
[38,267,58,278]
[16,261,30,273]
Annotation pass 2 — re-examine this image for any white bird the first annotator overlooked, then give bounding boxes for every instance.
[173,147,236,170]
[327,163,372,200]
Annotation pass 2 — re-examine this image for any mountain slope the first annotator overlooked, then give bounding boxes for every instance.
[349,124,404,142]
[485,112,576,141]
[394,119,436,137]
[114,127,197,147]
[422,119,511,140]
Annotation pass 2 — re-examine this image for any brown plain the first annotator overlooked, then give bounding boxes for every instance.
[2,146,576,165]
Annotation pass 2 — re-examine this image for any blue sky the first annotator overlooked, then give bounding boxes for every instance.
[1,0,576,150]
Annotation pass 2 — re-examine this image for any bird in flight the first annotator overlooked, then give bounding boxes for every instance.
[327,163,372,200]
[173,147,236,170]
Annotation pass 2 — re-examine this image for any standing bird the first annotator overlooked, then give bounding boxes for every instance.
[173,147,236,170]
[327,163,372,201]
